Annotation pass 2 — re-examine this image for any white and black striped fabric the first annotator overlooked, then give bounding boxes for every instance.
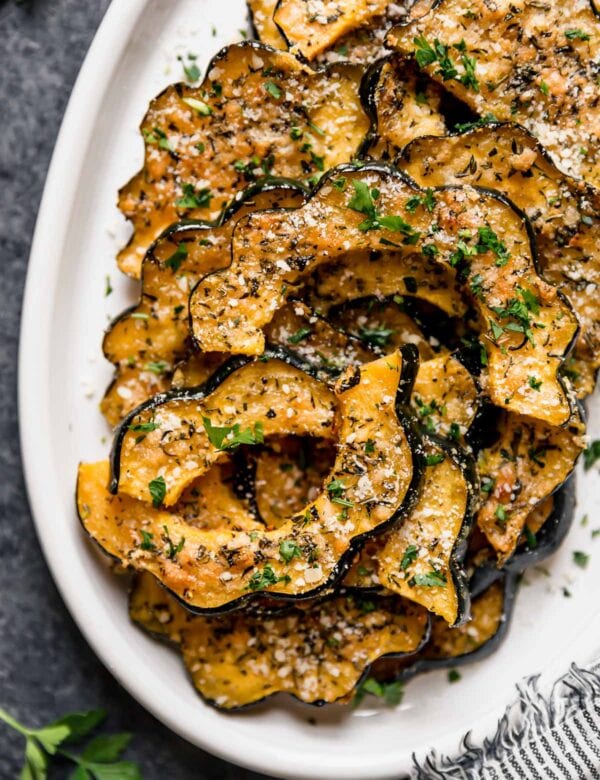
[412,664,600,779]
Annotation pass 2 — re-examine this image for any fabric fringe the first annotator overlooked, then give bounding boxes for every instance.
[411,663,600,779]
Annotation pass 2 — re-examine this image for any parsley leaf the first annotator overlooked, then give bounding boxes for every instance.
[583,440,600,470]
[565,29,590,41]
[573,550,589,569]
[202,417,264,451]
[409,570,447,587]
[357,326,395,348]
[288,327,312,344]
[162,525,185,559]
[247,564,290,591]
[165,242,188,272]
[264,80,282,99]
[354,678,404,707]
[400,544,419,571]
[182,96,212,115]
[148,476,166,507]
[280,540,302,563]
[175,183,212,209]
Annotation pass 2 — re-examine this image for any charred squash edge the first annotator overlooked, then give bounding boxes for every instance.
[128,575,433,710]
[101,344,427,615]
[387,570,518,684]
[104,176,309,365]
[470,476,576,594]
[192,160,579,424]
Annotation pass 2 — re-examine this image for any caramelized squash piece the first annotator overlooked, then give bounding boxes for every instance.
[192,166,577,426]
[82,350,422,611]
[118,42,369,276]
[326,299,439,362]
[477,411,583,563]
[130,572,429,709]
[347,438,476,626]
[306,249,467,320]
[402,125,600,398]
[372,576,511,685]
[364,56,446,160]
[113,356,338,506]
[273,0,390,60]
[388,0,600,186]
[102,182,305,426]
[248,0,288,49]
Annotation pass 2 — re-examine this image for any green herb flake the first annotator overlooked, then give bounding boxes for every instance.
[364,439,376,454]
[288,327,312,344]
[128,419,159,433]
[164,242,188,272]
[573,550,589,569]
[162,525,185,559]
[583,440,600,470]
[410,570,447,587]
[247,563,291,591]
[182,96,212,115]
[358,326,395,348]
[447,669,461,683]
[202,417,264,451]
[176,182,213,209]
[104,275,113,297]
[149,476,167,507]
[264,80,282,99]
[400,544,419,571]
[354,678,404,707]
[425,453,445,466]
[280,540,302,564]
[565,29,590,41]
[139,530,156,551]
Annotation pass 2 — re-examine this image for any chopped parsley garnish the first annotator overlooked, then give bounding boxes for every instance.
[179,53,200,82]
[528,375,542,391]
[409,570,447,587]
[495,505,508,524]
[447,669,461,683]
[573,550,589,569]
[347,180,420,241]
[354,678,404,707]
[565,29,590,41]
[400,544,419,571]
[405,188,436,213]
[182,96,212,115]
[104,275,113,297]
[425,453,445,466]
[149,476,167,507]
[143,126,174,152]
[128,419,159,433]
[144,361,168,375]
[327,478,355,508]
[175,183,212,209]
[288,327,312,344]
[413,36,479,91]
[165,242,188,272]
[139,530,156,551]
[247,564,291,591]
[202,417,264,451]
[264,80,282,99]
[162,525,185,559]
[364,439,376,454]
[490,286,541,346]
[583,440,600,470]
[539,80,549,96]
[454,113,498,133]
[279,540,302,563]
[357,326,395,348]
[523,526,537,549]
[475,226,510,266]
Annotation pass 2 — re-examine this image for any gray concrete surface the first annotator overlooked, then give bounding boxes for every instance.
[0,1,267,776]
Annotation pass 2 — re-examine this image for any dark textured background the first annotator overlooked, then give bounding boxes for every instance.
[0,1,266,776]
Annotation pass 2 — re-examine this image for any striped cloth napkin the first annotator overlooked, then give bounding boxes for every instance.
[411,664,600,779]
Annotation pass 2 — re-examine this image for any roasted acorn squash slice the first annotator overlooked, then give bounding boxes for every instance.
[118,42,369,277]
[192,164,577,426]
[273,0,390,60]
[477,412,583,563]
[372,574,515,685]
[81,348,423,612]
[362,56,446,161]
[401,124,600,398]
[102,180,306,426]
[387,0,600,187]
[129,571,429,709]
[248,0,288,49]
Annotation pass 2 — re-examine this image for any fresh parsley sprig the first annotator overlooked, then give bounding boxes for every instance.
[0,706,141,780]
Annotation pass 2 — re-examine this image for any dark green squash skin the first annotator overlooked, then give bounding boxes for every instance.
[377,571,518,685]
[100,343,428,615]
[127,573,433,711]
[470,477,577,595]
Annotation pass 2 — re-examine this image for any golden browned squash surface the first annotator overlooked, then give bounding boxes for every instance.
[191,167,577,426]
[129,572,429,708]
[80,352,418,610]
[389,0,600,187]
[402,125,600,398]
[118,43,369,276]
